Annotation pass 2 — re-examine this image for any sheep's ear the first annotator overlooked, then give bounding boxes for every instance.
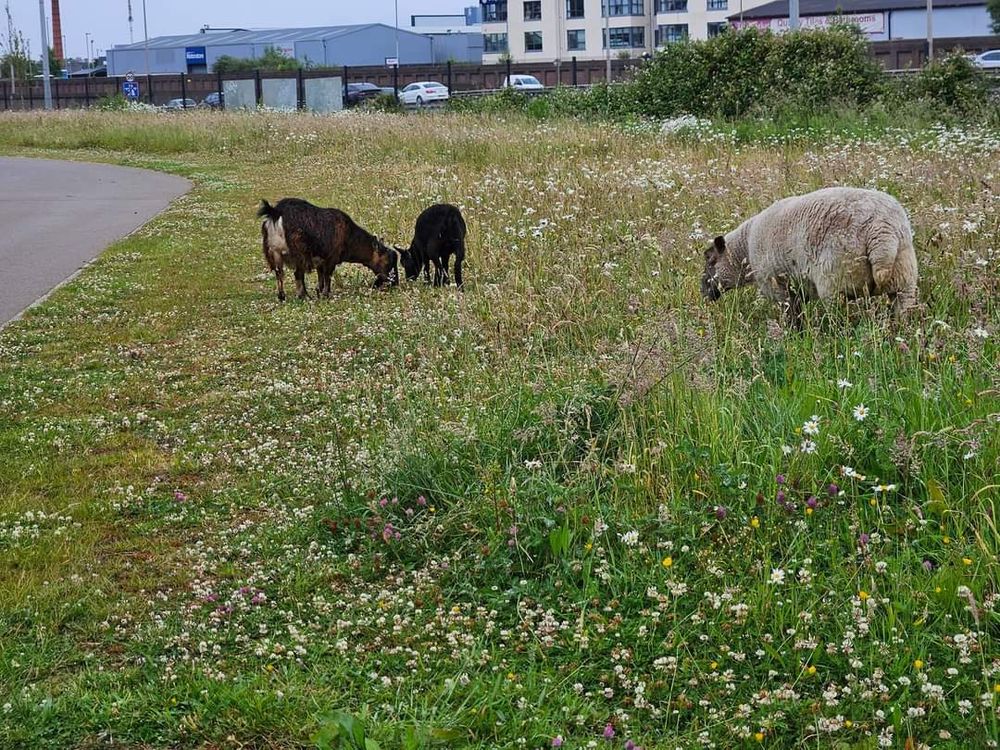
[713,236,727,253]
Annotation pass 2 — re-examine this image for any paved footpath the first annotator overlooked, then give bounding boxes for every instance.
[0,157,190,327]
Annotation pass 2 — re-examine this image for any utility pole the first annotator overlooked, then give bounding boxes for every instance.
[38,0,52,108]
[142,0,150,75]
[394,0,399,65]
[789,0,800,30]
[926,0,933,61]
[85,32,90,66]
[604,3,610,82]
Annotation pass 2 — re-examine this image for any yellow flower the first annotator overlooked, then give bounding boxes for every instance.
[806,665,817,676]
[507,672,516,681]
[962,557,972,566]
[858,590,869,601]
[750,517,760,529]
[913,659,924,669]
[805,507,813,516]
[662,556,673,568]
[869,497,878,507]
[844,720,853,728]
[429,506,436,513]
[943,536,951,544]
[585,542,593,552]
[710,661,718,670]
[994,683,1000,694]
[754,732,765,742]
[934,586,942,594]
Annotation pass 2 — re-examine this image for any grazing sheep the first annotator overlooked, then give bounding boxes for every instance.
[397,203,467,287]
[258,198,398,300]
[701,187,918,328]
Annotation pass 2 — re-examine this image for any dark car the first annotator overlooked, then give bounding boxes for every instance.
[345,82,383,108]
[199,92,222,109]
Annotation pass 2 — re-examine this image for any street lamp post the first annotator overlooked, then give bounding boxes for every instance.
[926,0,934,62]
[143,0,151,101]
[394,0,399,65]
[38,0,52,109]
[85,32,91,66]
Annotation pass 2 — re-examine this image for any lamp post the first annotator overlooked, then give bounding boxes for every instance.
[926,0,933,61]
[85,32,91,66]
[789,0,800,30]
[38,0,52,109]
[143,0,150,76]
[394,0,399,64]
[604,2,610,83]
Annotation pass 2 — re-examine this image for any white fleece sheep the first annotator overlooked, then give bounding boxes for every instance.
[700,187,919,327]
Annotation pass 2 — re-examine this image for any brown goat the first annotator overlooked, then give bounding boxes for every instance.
[258,198,398,300]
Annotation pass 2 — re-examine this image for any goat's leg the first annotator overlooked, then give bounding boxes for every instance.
[432,257,446,287]
[275,265,286,302]
[294,268,308,300]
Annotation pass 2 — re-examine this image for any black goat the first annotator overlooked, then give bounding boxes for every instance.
[258,198,398,300]
[397,204,467,288]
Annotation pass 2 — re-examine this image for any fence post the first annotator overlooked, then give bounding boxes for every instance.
[447,60,452,93]
[297,67,305,110]
[84,75,90,107]
[181,74,187,107]
[1,80,6,111]
[254,68,262,106]
[506,56,512,85]
[572,56,578,87]
[146,72,153,104]
[217,69,224,108]
[393,64,399,97]
[29,82,34,110]
[53,78,59,109]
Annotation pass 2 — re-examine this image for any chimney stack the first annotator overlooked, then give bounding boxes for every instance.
[51,0,64,61]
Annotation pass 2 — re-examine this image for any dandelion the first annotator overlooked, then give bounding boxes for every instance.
[754,732,765,742]
[852,404,869,421]
[914,659,924,669]
[750,517,760,529]
[962,557,972,566]
[661,556,673,568]
[858,590,869,601]
[806,665,817,676]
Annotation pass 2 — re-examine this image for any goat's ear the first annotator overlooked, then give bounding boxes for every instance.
[713,236,726,253]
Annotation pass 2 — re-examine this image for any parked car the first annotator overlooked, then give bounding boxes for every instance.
[163,98,197,111]
[199,92,222,109]
[970,50,1000,69]
[398,81,450,107]
[502,74,544,91]
[345,82,383,107]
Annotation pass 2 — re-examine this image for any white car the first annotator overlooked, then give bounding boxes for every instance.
[163,98,196,110]
[970,50,1000,69]
[398,81,450,106]
[502,75,544,91]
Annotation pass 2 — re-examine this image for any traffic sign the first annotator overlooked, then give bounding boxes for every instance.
[385,57,398,68]
[125,71,135,82]
[122,80,140,101]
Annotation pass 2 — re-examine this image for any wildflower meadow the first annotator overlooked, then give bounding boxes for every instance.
[0,110,997,749]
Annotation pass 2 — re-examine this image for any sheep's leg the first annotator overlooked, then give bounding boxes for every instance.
[294,268,308,300]
[782,293,804,331]
[275,266,286,302]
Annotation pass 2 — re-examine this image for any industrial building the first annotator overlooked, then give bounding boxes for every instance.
[479,0,773,64]
[106,24,435,76]
[728,0,996,40]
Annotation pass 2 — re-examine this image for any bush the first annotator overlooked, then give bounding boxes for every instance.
[906,51,992,116]
[624,26,883,119]
[360,92,403,113]
[95,92,129,111]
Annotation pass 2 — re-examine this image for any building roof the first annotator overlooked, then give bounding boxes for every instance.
[729,0,984,19]
[111,24,424,51]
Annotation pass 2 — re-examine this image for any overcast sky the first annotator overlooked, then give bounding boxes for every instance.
[4,0,471,59]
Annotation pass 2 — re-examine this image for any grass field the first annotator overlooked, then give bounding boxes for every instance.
[0,110,997,750]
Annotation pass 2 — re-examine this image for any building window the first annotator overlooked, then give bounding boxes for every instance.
[482,1,508,22]
[603,26,645,48]
[523,1,542,20]
[655,24,687,45]
[484,32,508,53]
[567,29,586,50]
[706,0,728,9]
[524,31,543,52]
[602,0,644,17]
[707,21,727,37]
[566,0,585,18]
[656,0,687,11]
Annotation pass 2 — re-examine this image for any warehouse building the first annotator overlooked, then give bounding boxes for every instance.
[106,24,434,76]
[728,0,996,40]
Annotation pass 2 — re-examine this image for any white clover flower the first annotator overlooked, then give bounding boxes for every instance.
[619,530,639,547]
[837,379,853,389]
[769,568,786,585]
[800,440,817,454]
[852,404,869,422]
[802,416,821,436]
[971,327,989,339]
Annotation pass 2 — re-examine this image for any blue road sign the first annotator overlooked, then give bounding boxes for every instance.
[122,80,140,101]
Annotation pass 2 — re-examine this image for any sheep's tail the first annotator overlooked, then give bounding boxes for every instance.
[257,199,281,222]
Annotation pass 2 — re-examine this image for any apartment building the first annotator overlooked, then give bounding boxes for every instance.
[480,0,771,63]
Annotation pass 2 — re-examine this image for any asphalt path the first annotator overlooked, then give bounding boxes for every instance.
[0,157,190,327]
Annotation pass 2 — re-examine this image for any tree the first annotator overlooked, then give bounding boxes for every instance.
[989,0,1000,33]
[48,45,61,74]
[0,1,35,82]
[212,46,302,73]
